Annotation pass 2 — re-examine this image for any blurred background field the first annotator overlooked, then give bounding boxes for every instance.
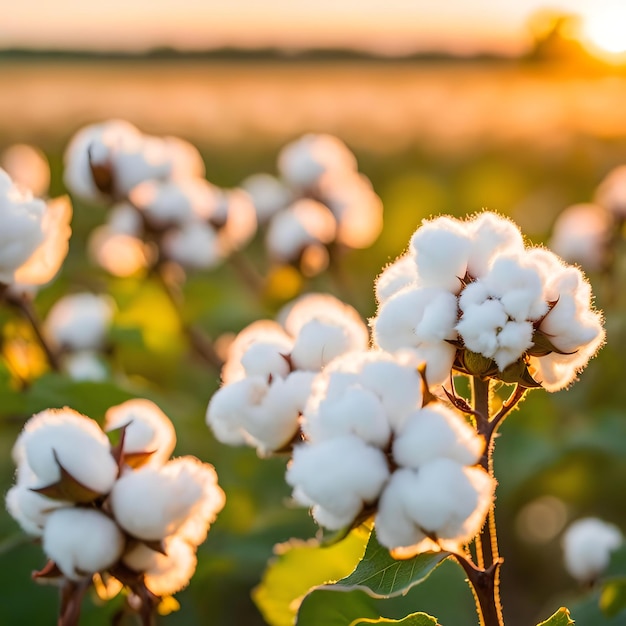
[2,20,626,626]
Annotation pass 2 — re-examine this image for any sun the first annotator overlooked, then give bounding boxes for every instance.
[582,5,626,60]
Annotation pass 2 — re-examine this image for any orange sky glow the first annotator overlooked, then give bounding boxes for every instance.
[0,0,619,55]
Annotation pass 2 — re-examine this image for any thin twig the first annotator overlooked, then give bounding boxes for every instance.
[488,384,526,439]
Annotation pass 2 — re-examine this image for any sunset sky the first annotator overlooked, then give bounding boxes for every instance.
[0,0,621,55]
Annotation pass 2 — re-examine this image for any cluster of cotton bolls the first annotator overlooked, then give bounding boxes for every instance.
[549,165,626,272]
[43,292,115,381]
[372,211,605,392]
[562,517,622,584]
[242,133,383,276]
[285,350,495,555]
[64,120,257,277]
[206,293,369,455]
[0,167,72,294]
[6,400,225,603]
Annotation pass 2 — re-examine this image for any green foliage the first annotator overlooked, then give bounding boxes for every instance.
[600,580,626,618]
[350,613,440,625]
[296,588,379,625]
[253,529,370,626]
[336,531,448,598]
[536,608,574,626]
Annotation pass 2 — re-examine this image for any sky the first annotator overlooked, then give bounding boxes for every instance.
[0,0,618,55]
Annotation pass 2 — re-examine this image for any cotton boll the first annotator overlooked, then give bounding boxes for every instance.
[562,518,622,582]
[43,508,125,580]
[393,405,484,468]
[376,461,494,550]
[291,320,360,372]
[595,165,626,217]
[205,377,265,446]
[6,483,69,537]
[44,292,114,352]
[466,212,525,278]
[216,189,258,254]
[304,385,391,447]
[241,173,293,223]
[104,399,176,468]
[266,199,337,262]
[110,457,208,541]
[286,436,390,530]
[162,220,223,270]
[410,216,472,292]
[124,535,197,596]
[221,320,293,384]
[108,202,144,236]
[14,408,118,495]
[278,134,358,190]
[375,255,418,304]
[0,144,50,197]
[88,228,151,277]
[239,341,292,381]
[163,135,206,180]
[549,204,612,272]
[63,351,109,382]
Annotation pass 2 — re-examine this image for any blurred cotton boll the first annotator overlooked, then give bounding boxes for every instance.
[241,173,293,223]
[594,165,626,217]
[215,189,258,254]
[44,292,115,352]
[43,508,125,581]
[104,399,176,468]
[89,228,151,277]
[0,169,72,287]
[0,144,50,197]
[278,133,358,191]
[63,351,109,382]
[13,408,118,496]
[549,203,613,271]
[162,220,223,270]
[562,517,622,583]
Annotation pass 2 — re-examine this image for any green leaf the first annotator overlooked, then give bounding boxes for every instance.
[601,579,626,618]
[296,587,379,626]
[536,607,574,626]
[253,529,370,626]
[350,612,440,625]
[336,531,448,598]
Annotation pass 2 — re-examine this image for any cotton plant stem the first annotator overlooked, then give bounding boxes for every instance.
[154,267,224,370]
[469,375,505,626]
[228,249,266,298]
[3,291,62,372]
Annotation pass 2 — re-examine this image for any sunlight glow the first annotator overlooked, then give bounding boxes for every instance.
[582,5,626,60]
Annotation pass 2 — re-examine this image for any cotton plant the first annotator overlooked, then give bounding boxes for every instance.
[241,133,383,277]
[205,210,606,626]
[206,293,369,455]
[0,167,73,373]
[6,399,225,626]
[43,292,116,381]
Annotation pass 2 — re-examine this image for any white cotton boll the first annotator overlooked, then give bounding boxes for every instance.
[63,120,141,201]
[88,228,150,277]
[373,287,459,352]
[376,461,494,549]
[392,404,484,468]
[221,320,293,384]
[111,457,207,541]
[291,320,360,372]
[550,204,612,271]
[237,371,315,454]
[595,165,626,217]
[44,292,115,352]
[562,517,622,582]
[104,399,176,468]
[466,212,525,278]
[240,341,292,380]
[108,203,144,236]
[305,385,391,447]
[124,535,198,596]
[63,351,109,382]
[457,300,507,359]
[43,508,125,580]
[205,377,265,446]
[375,255,418,305]
[15,408,118,495]
[0,169,46,285]
[163,135,206,180]
[241,173,293,223]
[216,189,258,254]
[6,483,69,537]
[162,220,223,270]
[410,216,472,292]
[278,134,358,190]
[286,436,390,530]
[492,321,534,370]
[266,199,337,262]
